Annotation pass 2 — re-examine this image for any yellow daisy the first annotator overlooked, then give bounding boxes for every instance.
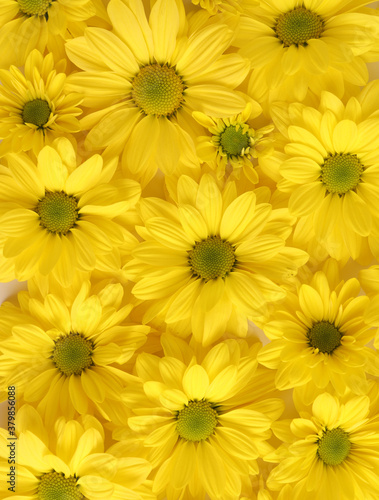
[193,102,274,182]
[119,336,284,499]
[269,91,379,261]
[0,49,82,156]
[267,393,379,500]
[257,269,376,399]
[0,280,149,425]
[0,0,96,69]
[64,0,250,176]
[0,138,140,285]
[124,173,308,345]
[234,0,379,100]
[0,404,154,500]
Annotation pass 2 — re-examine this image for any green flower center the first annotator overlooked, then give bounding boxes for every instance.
[38,472,83,500]
[35,192,79,235]
[317,428,351,466]
[321,153,363,194]
[219,125,250,157]
[132,64,185,117]
[52,333,94,376]
[188,235,236,281]
[308,321,342,354]
[176,400,218,442]
[274,7,324,47]
[22,99,51,128]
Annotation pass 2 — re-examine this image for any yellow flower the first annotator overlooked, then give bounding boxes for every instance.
[0,404,154,500]
[267,393,379,500]
[193,102,274,182]
[0,138,140,285]
[234,0,379,100]
[124,173,308,345]
[120,336,283,500]
[0,281,149,425]
[0,0,96,69]
[0,49,82,157]
[258,269,375,399]
[64,0,250,178]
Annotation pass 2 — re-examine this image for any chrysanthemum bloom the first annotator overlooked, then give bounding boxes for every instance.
[124,173,308,345]
[266,393,379,500]
[258,270,376,399]
[0,49,82,157]
[0,0,96,69]
[0,137,140,285]
[233,0,379,101]
[193,102,274,182]
[0,280,149,425]
[117,336,284,500]
[64,0,250,177]
[266,91,379,261]
[0,405,154,500]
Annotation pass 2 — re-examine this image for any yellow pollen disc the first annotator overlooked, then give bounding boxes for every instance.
[274,7,324,47]
[38,472,83,500]
[317,428,351,466]
[35,192,79,235]
[307,321,342,354]
[132,64,185,117]
[18,0,51,16]
[188,235,236,281]
[321,153,363,194]
[51,333,94,376]
[22,99,51,128]
[176,400,218,442]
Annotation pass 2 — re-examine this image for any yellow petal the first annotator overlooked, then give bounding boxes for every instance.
[182,365,209,400]
[149,0,179,63]
[38,146,68,191]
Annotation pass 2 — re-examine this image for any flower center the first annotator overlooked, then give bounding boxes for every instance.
[38,472,83,500]
[188,235,236,281]
[131,64,185,117]
[35,192,79,234]
[274,7,324,47]
[176,400,218,442]
[219,125,250,157]
[307,321,342,354]
[317,428,351,466]
[321,153,363,194]
[51,333,94,376]
[22,99,51,127]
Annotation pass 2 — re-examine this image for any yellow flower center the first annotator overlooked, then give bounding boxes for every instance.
[18,0,51,17]
[131,64,185,117]
[274,7,324,47]
[176,400,218,442]
[219,125,250,157]
[317,428,351,466]
[38,472,83,500]
[321,153,363,194]
[22,99,51,128]
[308,321,342,354]
[52,333,94,376]
[188,235,236,281]
[35,192,79,235]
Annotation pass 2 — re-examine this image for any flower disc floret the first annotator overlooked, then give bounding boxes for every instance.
[132,64,185,117]
[176,400,218,441]
[219,125,250,157]
[52,333,94,376]
[308,321,342,354]
[22,99,51,128]
[317,428,351,466]
[18,0,51,17]
[274,7,324,47]
[35,192,79,234]
[38,472,83,500]
[321,153,363,194]
[188,235,236,281]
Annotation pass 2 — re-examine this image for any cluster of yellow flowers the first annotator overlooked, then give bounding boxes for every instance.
[1,0,379,499]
